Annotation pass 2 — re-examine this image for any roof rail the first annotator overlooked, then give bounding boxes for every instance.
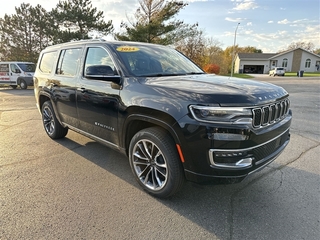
[77,38,106,42]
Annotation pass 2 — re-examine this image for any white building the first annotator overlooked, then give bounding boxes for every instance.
[234,48,320,74]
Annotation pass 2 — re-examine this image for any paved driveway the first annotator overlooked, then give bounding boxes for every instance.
[0,81,319,239]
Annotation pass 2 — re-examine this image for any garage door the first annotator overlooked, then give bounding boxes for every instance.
[243,65,264,74]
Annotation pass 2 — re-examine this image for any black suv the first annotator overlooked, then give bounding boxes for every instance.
[34,40,292,198]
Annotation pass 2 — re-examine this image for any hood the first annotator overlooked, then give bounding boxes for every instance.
[142,74,288,107]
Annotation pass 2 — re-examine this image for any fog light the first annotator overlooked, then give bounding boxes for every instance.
[207,128,250,141]
[215,151,247,158]
[213,133,248,141]
[209,149,253,169]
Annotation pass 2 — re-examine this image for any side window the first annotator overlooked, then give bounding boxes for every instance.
[84,47,116,77]
[305,59,311,68]
[10,64,21,73]
[0,64,9,74]
[282,58,288,67]
[56,48,82,76]
[39,51,57,73]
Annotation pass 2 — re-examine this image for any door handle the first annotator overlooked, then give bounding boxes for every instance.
[50,83,58,87]
[80,87,87,93]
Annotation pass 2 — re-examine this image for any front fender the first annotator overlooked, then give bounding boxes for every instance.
[121,108,186,154]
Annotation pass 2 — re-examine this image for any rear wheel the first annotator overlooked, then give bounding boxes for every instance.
[129,127,185,198]
[41,101,68,139]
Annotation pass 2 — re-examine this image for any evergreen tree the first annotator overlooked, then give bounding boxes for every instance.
[0,3,50,62]
[115,0,197,45]
[51,0,113,43]
[0,0,114,62]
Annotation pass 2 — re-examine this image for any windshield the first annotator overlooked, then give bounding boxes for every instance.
[17,63,35,72]
[111,43,204,77]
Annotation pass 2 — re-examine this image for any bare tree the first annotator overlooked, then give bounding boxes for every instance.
[280,41,316,53]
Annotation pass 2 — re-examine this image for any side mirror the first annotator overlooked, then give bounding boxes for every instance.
[85,65,121,84]
[15,69,21,73]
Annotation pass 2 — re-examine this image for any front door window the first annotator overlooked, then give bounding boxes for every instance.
[10,64,21,73]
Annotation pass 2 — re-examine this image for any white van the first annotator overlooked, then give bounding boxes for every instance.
[0,62,35,89]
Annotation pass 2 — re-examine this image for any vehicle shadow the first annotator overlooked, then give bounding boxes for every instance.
[54,132,319,240]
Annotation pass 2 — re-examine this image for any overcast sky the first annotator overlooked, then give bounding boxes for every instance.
[1,0,319,53]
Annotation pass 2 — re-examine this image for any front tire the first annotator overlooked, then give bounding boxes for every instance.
[41,101,68,139]
[129,127,185,198]
[20,79,27,89]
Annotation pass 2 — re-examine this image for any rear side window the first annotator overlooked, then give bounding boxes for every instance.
[56,48,82,76]
[0,64,9,74]
[39,51,57,73]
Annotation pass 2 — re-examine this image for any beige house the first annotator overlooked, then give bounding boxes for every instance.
[234,48,320,74]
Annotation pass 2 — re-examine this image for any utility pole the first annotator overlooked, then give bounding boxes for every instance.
[230,22,240,77]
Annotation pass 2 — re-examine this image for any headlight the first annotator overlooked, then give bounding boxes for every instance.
[189,105,252,124]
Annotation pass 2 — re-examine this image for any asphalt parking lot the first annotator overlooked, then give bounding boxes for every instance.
[0,76,319,239]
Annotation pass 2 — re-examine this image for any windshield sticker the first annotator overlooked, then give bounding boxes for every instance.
[116,46,140,52]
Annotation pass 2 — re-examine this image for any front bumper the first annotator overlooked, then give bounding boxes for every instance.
[178,111,292,184]
[209,129,289,170]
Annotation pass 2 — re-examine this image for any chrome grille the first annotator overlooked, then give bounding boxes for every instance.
[252,99,290,128]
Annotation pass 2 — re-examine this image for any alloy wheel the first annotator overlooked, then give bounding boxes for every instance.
[42,106,55,135]
[132,139,168,190]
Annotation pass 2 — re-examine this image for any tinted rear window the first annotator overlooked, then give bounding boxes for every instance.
[39,52,57,73]
[56,48,82,76]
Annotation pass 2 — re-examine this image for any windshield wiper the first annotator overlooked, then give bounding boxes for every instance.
[185,72,205,75]
[138,73,184,77]
[135,72,205,77]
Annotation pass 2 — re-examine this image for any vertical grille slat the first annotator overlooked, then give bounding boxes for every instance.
[280,101,285,118]
[275,102,281,120]
[252,99,290,128]
[253,109,262,126]
[283,101,288,115]
[270,105,276,122]
[262,107,270,125]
